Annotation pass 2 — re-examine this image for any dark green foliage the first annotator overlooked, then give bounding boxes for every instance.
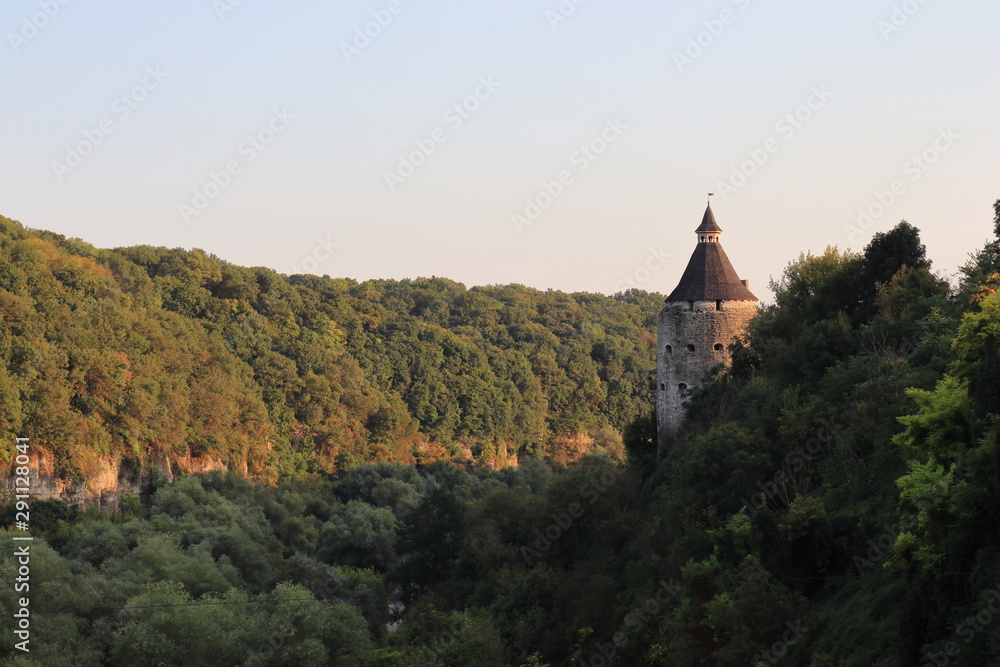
[317,501,398,572]
[4,208,1000,664]
[396,486,467,597]
[854,220,930,322]
[995,199,1000,239]
[623,409,657,472]
[957,200,1000,298]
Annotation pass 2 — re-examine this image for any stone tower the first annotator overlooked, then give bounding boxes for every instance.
[656,204,758,452]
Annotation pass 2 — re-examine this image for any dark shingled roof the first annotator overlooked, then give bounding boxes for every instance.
[666,206,757,302]
[695,205,723,233]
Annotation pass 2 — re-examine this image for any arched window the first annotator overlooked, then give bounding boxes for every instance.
[686,344,695,352]
[714,343,724,352]
[665,345,673,355]
[678,383,688,392]
[716,300,723,311]
[660,383,665,390]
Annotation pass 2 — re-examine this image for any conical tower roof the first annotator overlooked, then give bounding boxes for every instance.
[695,205,723,233]
[666,205,757,302]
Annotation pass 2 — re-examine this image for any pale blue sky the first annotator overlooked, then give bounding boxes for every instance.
[2,1,998,301]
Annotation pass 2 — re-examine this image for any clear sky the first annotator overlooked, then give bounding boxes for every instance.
[2,1,998,302]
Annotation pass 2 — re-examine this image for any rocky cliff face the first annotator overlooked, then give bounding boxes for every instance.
[2,448,232,512]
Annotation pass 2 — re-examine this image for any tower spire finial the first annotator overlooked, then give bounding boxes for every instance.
[707,192,714,206]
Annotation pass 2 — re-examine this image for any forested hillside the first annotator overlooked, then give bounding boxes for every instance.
[0,213,658,487]
[3,203,1000,666]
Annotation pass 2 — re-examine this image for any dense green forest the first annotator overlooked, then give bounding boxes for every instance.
[0,212,659,480]
[2,202,1000,665]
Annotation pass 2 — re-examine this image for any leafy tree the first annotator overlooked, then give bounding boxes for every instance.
[317,501,398,572]
[110,582,247,667]
[396,486,467,597]
[855,221,930,322]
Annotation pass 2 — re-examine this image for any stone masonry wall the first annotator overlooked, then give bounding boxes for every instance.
[656,299,758,454]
